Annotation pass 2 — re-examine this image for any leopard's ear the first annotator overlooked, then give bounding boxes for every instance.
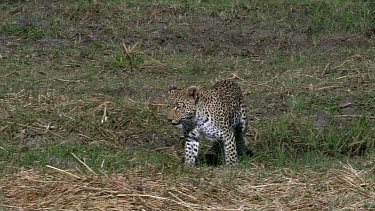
[187,86,198,99]
[168,85,177,91]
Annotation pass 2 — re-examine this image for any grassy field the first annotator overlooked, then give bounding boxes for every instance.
[1,0,374,209]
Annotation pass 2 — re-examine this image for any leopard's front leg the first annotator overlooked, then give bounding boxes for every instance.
[185,128,200,165]
[224,132,238,166]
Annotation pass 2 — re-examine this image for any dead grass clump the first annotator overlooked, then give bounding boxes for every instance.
[1,162,373,210]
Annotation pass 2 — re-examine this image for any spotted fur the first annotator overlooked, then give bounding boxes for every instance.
[167,80,248,166]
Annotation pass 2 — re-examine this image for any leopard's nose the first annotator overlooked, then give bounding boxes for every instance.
[167,118,175,123]
[167,109,176,121]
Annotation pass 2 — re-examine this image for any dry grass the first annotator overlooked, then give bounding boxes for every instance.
[1,163,374,210]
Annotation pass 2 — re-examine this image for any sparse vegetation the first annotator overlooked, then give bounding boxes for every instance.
[0,0,374,209]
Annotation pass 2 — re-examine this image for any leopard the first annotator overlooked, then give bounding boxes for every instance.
[167,80,249,166]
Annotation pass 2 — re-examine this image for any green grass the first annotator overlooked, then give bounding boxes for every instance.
[0,0,374,209]
[1,0,374,169]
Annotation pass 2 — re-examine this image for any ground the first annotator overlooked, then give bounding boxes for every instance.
[0,0,374,210]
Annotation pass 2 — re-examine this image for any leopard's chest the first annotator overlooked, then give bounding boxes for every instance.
[195,109,225,142]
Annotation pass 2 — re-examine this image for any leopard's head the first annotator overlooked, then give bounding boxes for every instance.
[167,85,199,126]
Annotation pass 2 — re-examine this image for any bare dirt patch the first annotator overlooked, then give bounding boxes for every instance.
[126,10,374,60]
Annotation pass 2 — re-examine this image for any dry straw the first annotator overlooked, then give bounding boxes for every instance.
[1,162,374,210]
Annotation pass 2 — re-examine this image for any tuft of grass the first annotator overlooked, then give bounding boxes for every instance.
[112,42,146,70]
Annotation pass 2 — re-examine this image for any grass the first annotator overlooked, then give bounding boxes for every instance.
[1,0,374,209]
